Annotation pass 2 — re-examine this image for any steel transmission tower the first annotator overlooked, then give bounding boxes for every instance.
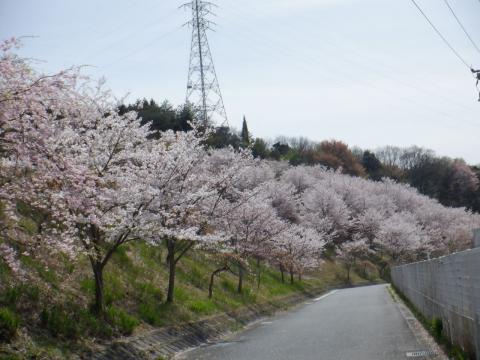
[183,0,228,126]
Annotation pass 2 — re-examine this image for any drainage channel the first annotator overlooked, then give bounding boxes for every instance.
[406,350,437,358]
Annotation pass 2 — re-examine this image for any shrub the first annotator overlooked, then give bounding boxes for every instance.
[106,307,139,335]
[0,307,19,342]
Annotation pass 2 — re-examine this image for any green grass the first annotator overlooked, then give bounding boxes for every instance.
[39,303,113,340]
[0,307,19,342]
[188,299,216,315]
[20,255,58,285]
[106,306,139,335]
[135,282,163,303]
[18,217,38,235]
[0,284,40,310]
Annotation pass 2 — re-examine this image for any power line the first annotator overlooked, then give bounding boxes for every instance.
[96,27,182,71]
[410,0,471,69]
[234,0,478,112]
[218,0,480,127]
[221,0,478,113]
[443,0,480,56]
[81,8,179,64]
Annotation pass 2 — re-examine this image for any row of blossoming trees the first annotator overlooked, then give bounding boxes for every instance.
[1,39,479,317]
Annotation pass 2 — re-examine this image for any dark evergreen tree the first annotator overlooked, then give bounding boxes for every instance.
[361,151,383,181]
[206,126,242,150]
[119,99,193,138]
[241,116,250,147]
[252,138,270,159]
[270,142,289,161]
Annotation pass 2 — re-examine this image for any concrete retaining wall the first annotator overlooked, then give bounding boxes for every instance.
[391,248,480,359]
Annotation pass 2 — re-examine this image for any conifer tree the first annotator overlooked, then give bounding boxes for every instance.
[241,115,250,147]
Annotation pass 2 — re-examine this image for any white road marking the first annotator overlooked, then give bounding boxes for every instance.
[313,290,338,302]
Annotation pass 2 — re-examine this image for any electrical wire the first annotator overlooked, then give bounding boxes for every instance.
[222,0,477,104]
[218,0,480,127]
[95,26,182,71]
[81,7,179,64]
[410,0,471,69]
[222,0,476,113]
[443,0,480,56]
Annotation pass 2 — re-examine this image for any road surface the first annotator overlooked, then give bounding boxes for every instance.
[178,284,431,360]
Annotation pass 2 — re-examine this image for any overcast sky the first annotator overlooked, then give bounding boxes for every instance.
[1,0,479,164]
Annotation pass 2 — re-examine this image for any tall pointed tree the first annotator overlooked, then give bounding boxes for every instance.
[241,116,250,147]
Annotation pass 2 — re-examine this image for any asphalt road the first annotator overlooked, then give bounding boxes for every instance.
[178,284,428,360]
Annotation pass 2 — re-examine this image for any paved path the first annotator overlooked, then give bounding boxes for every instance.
[178,284,433,360]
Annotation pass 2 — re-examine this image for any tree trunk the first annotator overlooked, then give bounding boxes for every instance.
[256,258,262,290]
[280,264,285,283]
[92,262,105,316]
[298,273,302,282]
[166,239,176,303]
[346,266,351,283]
[209,266,228,299]
[290,268,294,284]
[238,267,244,294]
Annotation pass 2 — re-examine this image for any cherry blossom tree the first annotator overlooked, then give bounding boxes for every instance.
[1,38,82,280]
[218,191,288,293]
[207,252,247,299]
[1,39,160,313]
[374,212,426,263]
[301,184,352,244]
[276,225,326,284]
[55,83,161,315]
[336,238,370,283]
[144,145,258,303]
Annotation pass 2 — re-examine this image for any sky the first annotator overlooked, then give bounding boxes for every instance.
[1,0,480,164]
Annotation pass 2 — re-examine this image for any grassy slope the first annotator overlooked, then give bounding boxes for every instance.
[0,209,382,359]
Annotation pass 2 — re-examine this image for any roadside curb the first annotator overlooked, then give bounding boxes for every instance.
[388,285,448,360]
